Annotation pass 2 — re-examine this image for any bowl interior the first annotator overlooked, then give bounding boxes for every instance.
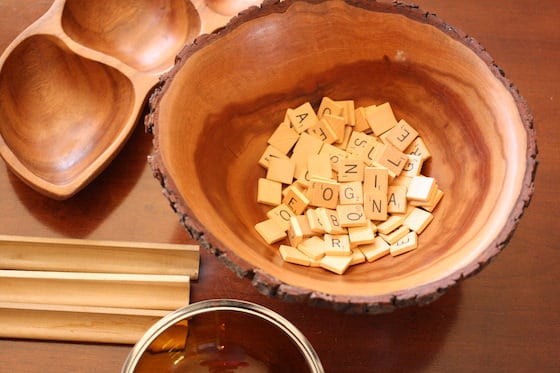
[154,0,529,300]
[0,34,134,188]
[61,0,201,73]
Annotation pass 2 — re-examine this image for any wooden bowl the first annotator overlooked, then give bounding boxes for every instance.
[148,0,537,313]
[0,0,261,199]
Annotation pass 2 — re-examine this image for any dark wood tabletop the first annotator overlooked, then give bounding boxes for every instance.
[0,0,558,372]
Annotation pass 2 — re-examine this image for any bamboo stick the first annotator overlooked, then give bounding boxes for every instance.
[0,302,170,344]
[0,270,191,310]
[0,235,199,279]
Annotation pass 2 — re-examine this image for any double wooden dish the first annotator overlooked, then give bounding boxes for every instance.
[148,0,537,313]
[0,0,261,199]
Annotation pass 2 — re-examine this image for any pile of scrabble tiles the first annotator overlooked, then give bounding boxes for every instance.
[255,98,443,275]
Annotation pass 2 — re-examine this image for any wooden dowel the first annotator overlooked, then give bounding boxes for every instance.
[0,270,191,311]
[0,302,170,344]
[0,235,199,279]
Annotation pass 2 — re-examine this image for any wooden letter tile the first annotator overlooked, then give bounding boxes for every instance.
[364,190,388,221]
[363,166,389,195]
[385,119,419,151]
[297,236,326,260]
[319,255,353,275]
[282,185,310,215]
[287,102,318,134]
[338,158,364,182]
[317,97,344,118]
[390,231,418,256]
[279,245,311,266]
[387,185,408,214]
[266,204,296,231]
[308,178,340,209]
[339,181,364,205]
[267,120,300,154]
[258,145,289,169]
[403,207,434,234]
[266,157,296,184]
[406,176,437,202]
[360,236,391,262]
[324,234,352,256]
[365,102,398,136]
[257,178,282,206]
[255,219,287,244]
[405,136,432,161]
[337,204,368,227]
[308,153,333,180]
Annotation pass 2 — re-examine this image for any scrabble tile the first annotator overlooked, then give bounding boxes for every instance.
[365,102,398,136]
[258,144,289,169]
[267,120,300,154]
[410,188,444,212]
[354,107,371,133]
[376,214,406,234]
[338,158,364,182]
[317,97,344,118]
[379,225,410,245]
[324,234,352,256]
[406,176,437,202]
[346,131,374,156]
[364,190,388,221]
[339,181,364,205]
[306,208,326,234]
[405,136,432,161]
[363,166,389,195]
[287,102,319,133]
[319,143,348,172]
[291,132,324,176]
[334,125,353,150]
[319,255,353,275]
[266,157,296,184]
[307,153,333,180]
[294,214,315,237]
[387,185,408,214]
[307,118,338,144]
[348,221,376,247]
[257,178,282,206]
[334,99,356,126]
[357,140,385,166]
[337,204,368,227]
[373,143,408,176]
[279,245,311,266]
[308,178,340,209]
[360,236,391,262]
[315,207,347,234]
[297,236,326,260]
[350,248,366,265]
[255,219,287,244]
[384,119,419,151]
[287,217,304,247]
[391,174,413,188]
[322,114,347,143]
[282,185,310,215]
[390,231,418,256]
[266,204,296,231]
[401,155,423,177]
[403,207,434,234]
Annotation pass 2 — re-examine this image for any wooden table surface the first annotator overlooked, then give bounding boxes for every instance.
[0,0,558,372]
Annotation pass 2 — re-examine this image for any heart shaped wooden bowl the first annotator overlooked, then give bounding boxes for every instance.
[147,0,537,313]
[0,0,261,199]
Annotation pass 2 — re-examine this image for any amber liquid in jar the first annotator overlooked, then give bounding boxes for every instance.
[133,310,310,373]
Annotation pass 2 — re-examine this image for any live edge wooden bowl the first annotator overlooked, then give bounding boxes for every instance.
[0,0,261,199]
[147,0,537,313]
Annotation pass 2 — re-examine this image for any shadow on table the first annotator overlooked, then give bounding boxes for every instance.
[8,116,152,237]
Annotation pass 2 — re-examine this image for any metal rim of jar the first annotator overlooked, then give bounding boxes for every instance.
[121,298,325,373]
